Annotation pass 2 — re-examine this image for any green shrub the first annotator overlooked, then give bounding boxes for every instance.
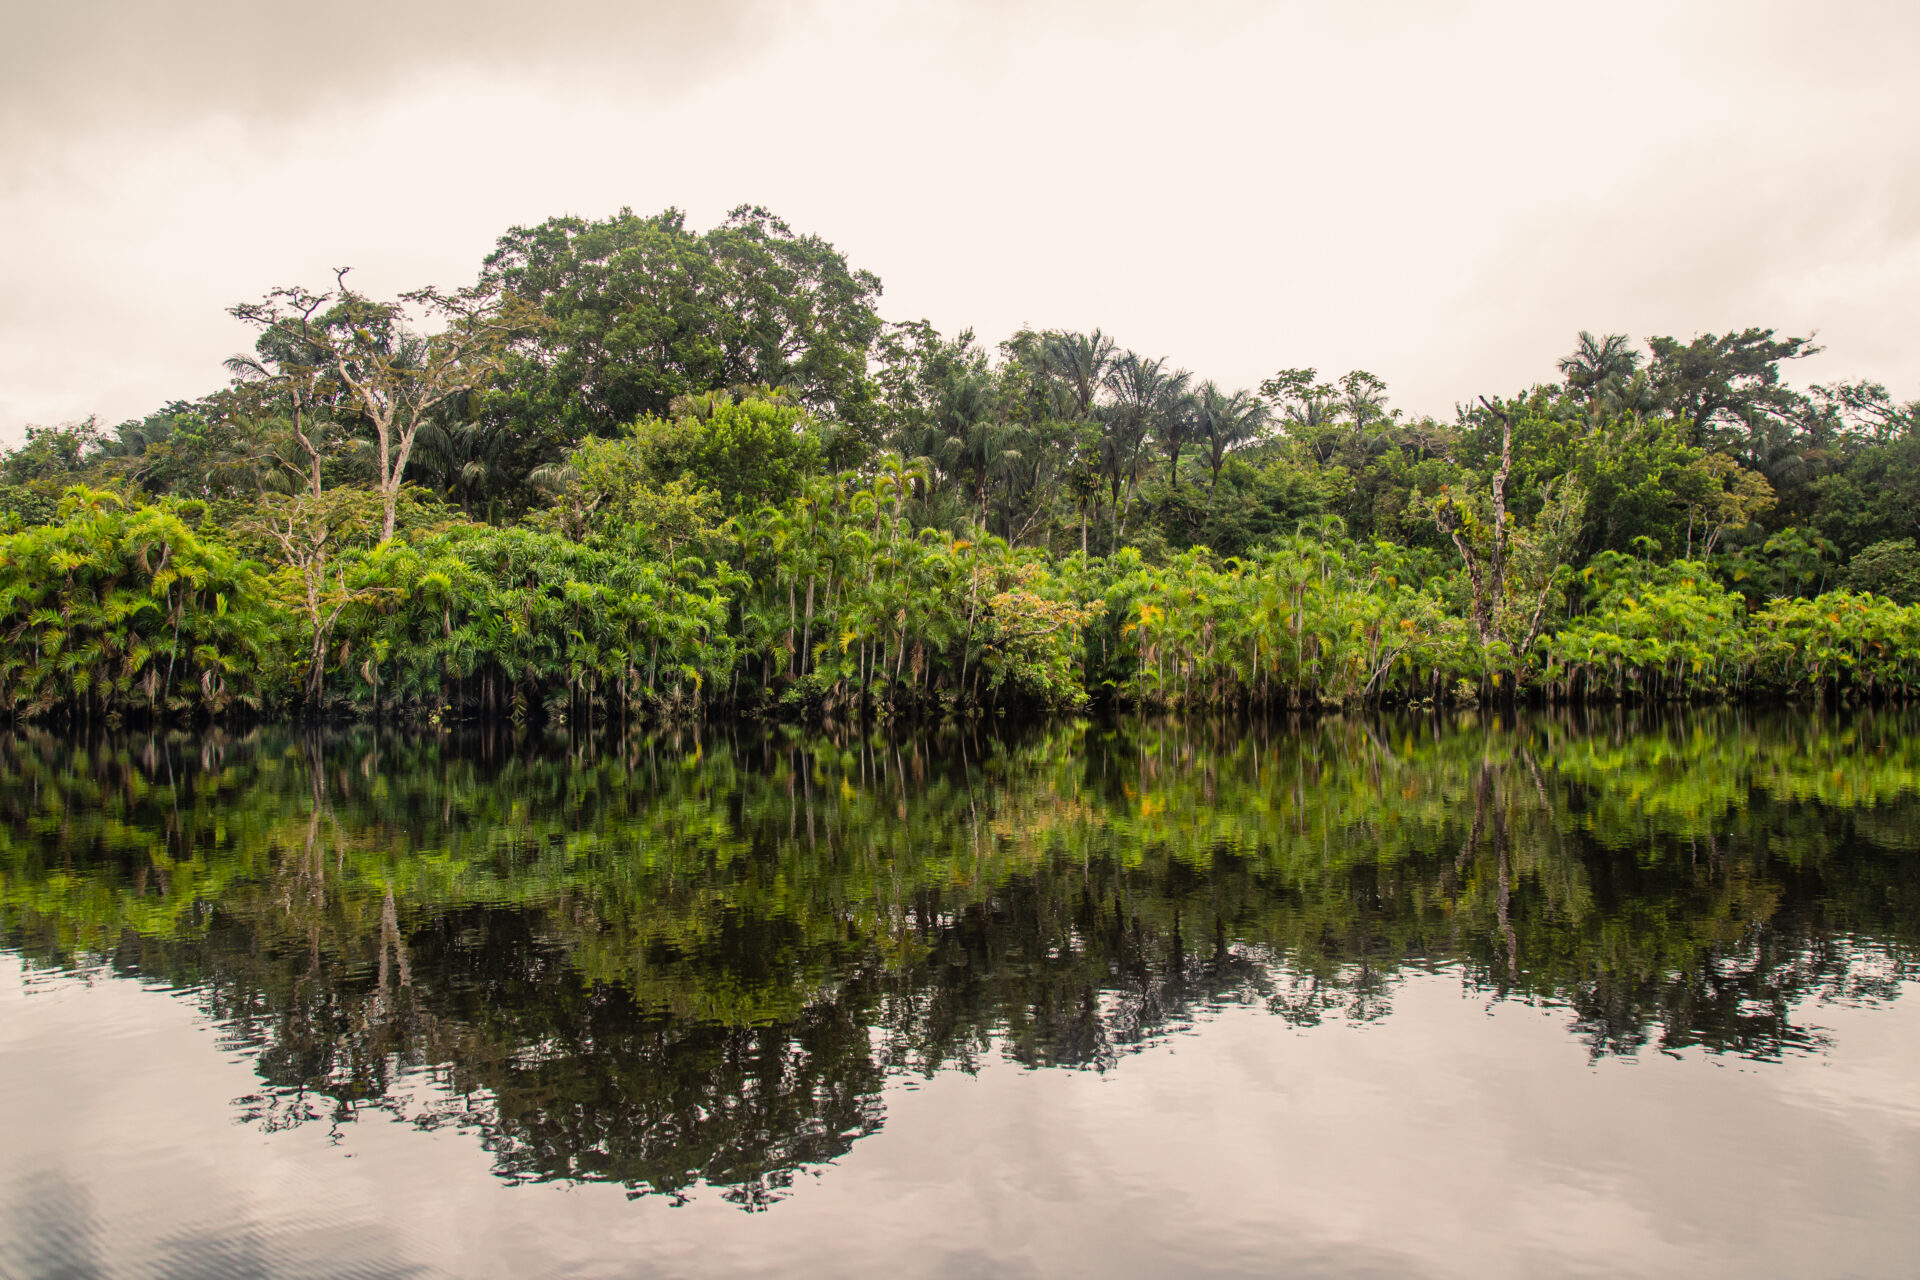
[0,487,277,718]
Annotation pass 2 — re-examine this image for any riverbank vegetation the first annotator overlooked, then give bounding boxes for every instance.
[4,206,1918,723]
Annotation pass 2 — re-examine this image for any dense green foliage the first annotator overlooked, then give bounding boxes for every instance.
[3,712,1916,1201]
[5,206,1917,722]
[0,488,272,718]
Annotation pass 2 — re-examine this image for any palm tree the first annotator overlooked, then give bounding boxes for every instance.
[1103,352,1191,544]
[1196,383,1270,498]
[415,416,513,520]
[871,452,933,540]
[1557,332,1642,408]
[1033,331,1119,549]
[1043,330,1117,421]
[1158,391,1201,488]
[1337,370,1388,429]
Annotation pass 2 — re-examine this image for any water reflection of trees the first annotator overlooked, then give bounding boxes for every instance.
[3,709,1918,1204]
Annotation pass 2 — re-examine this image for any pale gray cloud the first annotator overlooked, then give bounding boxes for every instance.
[2,1,800,143]
[3,0,1917,439]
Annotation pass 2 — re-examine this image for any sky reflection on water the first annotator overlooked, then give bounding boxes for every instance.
[3,710,1919,1277]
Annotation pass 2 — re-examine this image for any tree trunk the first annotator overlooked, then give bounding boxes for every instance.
[800,574,816,675]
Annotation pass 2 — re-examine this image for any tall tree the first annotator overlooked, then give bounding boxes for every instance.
[232,273,530,540]
[1336,370,1391,437]
[1430,396,1586,685]
[1647,327,1818,451]
[1261,368,1342,463]
[1811,380,1920,444]
[226,284,348,499]
[323,271,529,542]
[482,206,884,447]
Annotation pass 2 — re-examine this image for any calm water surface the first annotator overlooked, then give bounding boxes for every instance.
[2,711,1918,1278]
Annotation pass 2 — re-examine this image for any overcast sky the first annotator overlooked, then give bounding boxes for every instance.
[3,0,1917,441]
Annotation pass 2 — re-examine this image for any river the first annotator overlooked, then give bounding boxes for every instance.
[3,710,1917,1277]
